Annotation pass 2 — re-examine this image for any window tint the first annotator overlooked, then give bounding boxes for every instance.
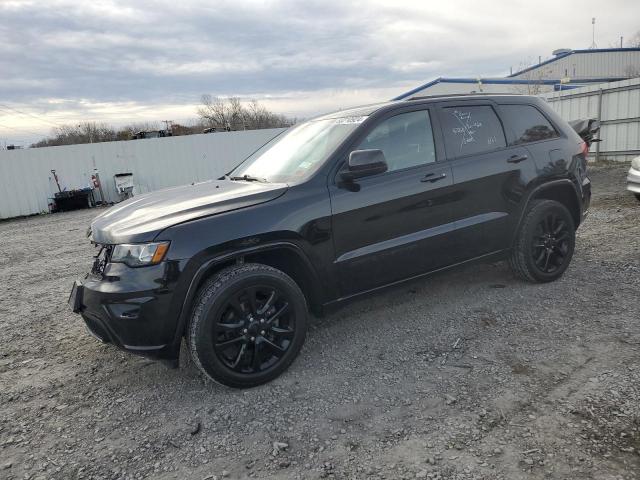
[355,110,436,172]
[499,104,559,145]
[440,106,506,157]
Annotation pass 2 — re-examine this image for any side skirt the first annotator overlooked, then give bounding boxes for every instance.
[320,249,510,314]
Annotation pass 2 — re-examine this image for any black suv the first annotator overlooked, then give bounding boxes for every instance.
[69,95,591,388]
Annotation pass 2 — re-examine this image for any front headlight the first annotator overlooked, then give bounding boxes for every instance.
[111,242,170,267]
[631,156,640,170]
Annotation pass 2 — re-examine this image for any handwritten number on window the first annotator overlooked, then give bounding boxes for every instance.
[450,110,483,149]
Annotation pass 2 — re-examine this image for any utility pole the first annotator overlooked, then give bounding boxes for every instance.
[161,120,173,132]
[590,17,597,49]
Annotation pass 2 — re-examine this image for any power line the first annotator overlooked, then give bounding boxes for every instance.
[0,103,63,128]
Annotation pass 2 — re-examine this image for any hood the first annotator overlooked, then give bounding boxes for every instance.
[90,180,287,244]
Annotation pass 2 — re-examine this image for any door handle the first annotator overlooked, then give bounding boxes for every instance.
[421,172,447,183]
[507,154,528,163]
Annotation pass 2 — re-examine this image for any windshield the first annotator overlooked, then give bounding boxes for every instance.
[230,116,366,183]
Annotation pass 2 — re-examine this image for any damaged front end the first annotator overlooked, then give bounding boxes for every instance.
[68,236,186,362]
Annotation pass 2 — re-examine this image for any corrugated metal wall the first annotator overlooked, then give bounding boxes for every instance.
[0,128,285,219]
[511,50,640,80]
[542,78,640,162]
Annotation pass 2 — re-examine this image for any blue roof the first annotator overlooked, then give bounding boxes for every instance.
[393,76,625,100]
[508,47,640,78]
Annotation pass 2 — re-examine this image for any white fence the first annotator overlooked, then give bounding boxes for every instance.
[0,128,285,219]
[542,78,640,162]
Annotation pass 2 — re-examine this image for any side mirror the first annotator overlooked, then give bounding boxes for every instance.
[341,149,388,181]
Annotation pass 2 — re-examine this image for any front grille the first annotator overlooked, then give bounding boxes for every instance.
[91,244,113,275]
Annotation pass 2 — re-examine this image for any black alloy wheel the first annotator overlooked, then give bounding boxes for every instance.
[188,263,307,388]
[213,285,295,373]
[531,212,571,274]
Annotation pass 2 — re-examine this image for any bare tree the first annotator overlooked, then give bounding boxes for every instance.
[197,95,293,131]
[31,121,170,147]
[511,66,548,95]
[170,121,207,136]
[116,121,163,140]
[28,97,294,148]
[32,122,117,147]
[197,95,234,130]
[517,78,546,95]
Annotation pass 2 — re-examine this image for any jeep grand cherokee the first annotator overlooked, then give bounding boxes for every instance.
[69,95,591,388]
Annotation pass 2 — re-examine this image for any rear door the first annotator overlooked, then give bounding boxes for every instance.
[436,101,536,260]
[329,107,457,297]
[497,102,564,172]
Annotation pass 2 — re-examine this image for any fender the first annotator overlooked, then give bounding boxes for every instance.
[512,179,582,245]
[169,241,322,352]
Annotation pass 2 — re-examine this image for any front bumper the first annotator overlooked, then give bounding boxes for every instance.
[70,260,186,359]
[627,166,640,194]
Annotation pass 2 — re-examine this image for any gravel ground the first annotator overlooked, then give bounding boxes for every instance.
[1,162,639,480]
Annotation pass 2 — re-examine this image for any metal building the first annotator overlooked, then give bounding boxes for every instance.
[394,77,607,99]
[510,48,640,81]
[396,47,640,99]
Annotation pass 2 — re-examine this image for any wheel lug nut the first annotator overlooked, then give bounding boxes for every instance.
[250,336,255,341]
[260,319,264,323]
[243,329,248,334]
[260,330,265,335]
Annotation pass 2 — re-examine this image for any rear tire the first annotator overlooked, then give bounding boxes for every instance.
[634,193,640,202]
[188,263,308,388]
[509,200,575,283]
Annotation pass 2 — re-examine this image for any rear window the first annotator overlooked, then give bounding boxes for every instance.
[440,106,506,158]
[499,104,559,145]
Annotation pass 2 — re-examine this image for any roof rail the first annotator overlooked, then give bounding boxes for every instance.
[405,92,524,101]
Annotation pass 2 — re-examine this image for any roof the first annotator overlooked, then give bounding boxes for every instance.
[393,76,624,101]
[508,47,640,78]
[315,94,541,122]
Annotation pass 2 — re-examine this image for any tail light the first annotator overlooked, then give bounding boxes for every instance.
[579,141,589,157]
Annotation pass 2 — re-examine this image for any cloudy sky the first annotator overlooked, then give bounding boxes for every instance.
[1,0,639,145]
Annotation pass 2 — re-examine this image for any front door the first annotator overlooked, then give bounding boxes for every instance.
[329,108,457,297]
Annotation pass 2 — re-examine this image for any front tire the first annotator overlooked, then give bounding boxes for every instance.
[509,200,576,283]
[634,193,640,202]
[188,263,308,388]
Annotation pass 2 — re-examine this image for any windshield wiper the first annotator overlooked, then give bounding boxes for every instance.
[229,174,268,183]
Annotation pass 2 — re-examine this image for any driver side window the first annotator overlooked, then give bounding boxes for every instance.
[355,110,436,172]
